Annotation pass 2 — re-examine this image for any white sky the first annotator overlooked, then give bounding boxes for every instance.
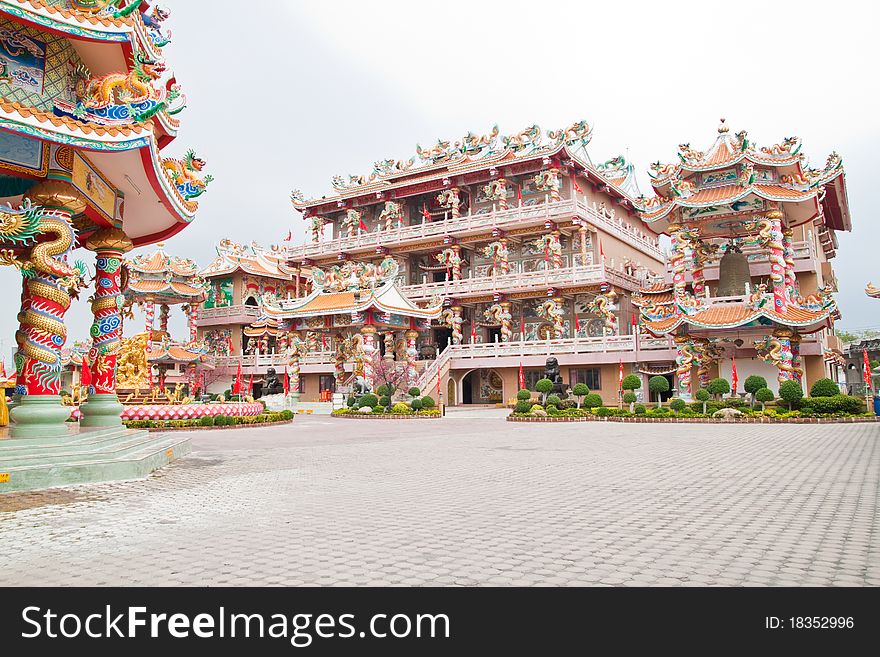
[1,0,879,361]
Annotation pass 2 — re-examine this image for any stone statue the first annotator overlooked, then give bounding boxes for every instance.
[263,367,284,395]
[544,357,568,399]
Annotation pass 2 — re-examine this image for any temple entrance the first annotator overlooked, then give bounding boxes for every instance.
[460,368,504,404]
[244,296,258,307]
[488,327,502,343]
[446,379,456,407]
[432,271,448,283]
[434,327,453,351]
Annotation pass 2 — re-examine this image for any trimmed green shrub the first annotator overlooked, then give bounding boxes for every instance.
[670,398,686,414]
[375,384,391,397]
[517,389,532,401]
[535,378,553,402]
[198,415,215,427]
[421,396,436,409]
[743,375,767,407]
[391,402,411,414]
[358,393,378,408]
[595,406,613,417]
[810,378,839,398]
[755,387,774,411]
[808,394,866,415]
[571,383,589,408]
[582,393,603,409]
[529,404,544,413]
[694,388,710,414]
[547,405,561,415]
[621,374,642,391]
[634,404,647,415]
[379,396,391,408]
[408,387,421,397]
[707,377,730,400]
[724,398,746,408]
[410,398,423,411]
[778,380,803,410]
[514,400,531,414]
[649,376,670,408]
[546,394,562,408]
[347,396,358,408]
[623,392,637,404]
[280,410,294,420]
[648,406,670,416]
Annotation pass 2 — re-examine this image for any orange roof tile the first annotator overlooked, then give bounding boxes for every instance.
[0,100,149,137]
[15,0,134,27]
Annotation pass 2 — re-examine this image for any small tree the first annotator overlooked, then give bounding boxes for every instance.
[810,378,839,398]
[546,394,562,408]
[583,393,603,409]
[778,380,803,410]
[649,376,670,409]
[516,389,532,402]
[535,378,553,403]
[372,359,408,397]
[421,395,435,409]
[670,398,686,415]
[408,386,421,398]
[707,377,730,401]
[755,387,775,411]
[694,388,710,415]
[410,398,423,411]
[743,375,767,408]
[623,391,637,413]
[622,374,642,393]
[572,383,589,409]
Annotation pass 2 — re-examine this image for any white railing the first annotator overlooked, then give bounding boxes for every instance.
[403,264,610,300]
[198,304,261,320]
[213,350,336,369]
[285,197,664,262]
[665,240,818,276]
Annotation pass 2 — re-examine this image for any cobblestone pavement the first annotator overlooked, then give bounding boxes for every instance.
[1,418,878,586]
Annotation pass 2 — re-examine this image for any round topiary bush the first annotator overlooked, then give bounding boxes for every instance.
[546,394,562,408]
[634,404,647,415]
[755,387,775,410]
[358,393,378,408]
[743,375,767,406]
[410,398,423,411]
[517,389,532,401]
[621,374,642,391]
[391,402,411,414]
[694,388,710,413]
[648,376,670,408]
[375,384,391,398]
[421,395,435,409]
[347,396,358,408]
[514,400,531,414]
[379,396,391,408]
[529,404,544,413]
[778,380,803,410]
[582,393,603,409]
[535,378,553,401]
[408,387,421,397]
[707,377,731,400]
[669,398,686,414]
[595,406,612,417]
[198,415,215,427]
[623,392,637,404]
[810,378,839,398]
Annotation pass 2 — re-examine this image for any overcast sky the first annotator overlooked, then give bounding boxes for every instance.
[1,0,878,363]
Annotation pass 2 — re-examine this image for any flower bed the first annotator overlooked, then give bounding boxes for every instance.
[332,408,441,419]
[508,413,878,424]
[69,402,265,422]
[124,410,294,430]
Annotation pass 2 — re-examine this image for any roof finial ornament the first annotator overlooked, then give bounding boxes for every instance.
[718,118,729,134]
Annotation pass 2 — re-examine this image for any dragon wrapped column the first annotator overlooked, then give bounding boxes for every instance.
[789,332,803,384]
[85,244,127,394]
[674,334,694,398]
[500,302,513,342]
[765,209,788,312]
[451,306,463,345]
[669,224,687,299]
[782,228,798,301]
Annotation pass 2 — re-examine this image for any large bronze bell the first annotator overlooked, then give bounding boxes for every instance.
[716,244,751,297]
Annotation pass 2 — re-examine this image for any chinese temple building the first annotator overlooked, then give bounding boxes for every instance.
[216,120,681,405]
[633,120,850,397]
[195,239,310,388]
[124,243,209,391]
[0,0,210,437]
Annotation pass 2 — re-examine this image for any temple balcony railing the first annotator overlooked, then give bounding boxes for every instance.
[402,263,646,302]
[285,198,664,262]
[196,304,262,326]
[211,350,336,371]
[664,240,820,283]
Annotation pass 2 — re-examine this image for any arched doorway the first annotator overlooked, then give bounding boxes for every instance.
[460,368,503,404]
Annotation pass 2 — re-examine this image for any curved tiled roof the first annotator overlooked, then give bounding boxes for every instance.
[641,302,833,335]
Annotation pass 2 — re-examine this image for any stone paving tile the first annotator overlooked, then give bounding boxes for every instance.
[0,418,877,587]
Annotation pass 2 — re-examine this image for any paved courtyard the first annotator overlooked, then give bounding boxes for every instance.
[1,417,878,586]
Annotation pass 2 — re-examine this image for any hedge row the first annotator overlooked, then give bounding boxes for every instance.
[124,410,294,429]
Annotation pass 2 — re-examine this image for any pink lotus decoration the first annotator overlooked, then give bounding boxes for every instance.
[69,403,264,421]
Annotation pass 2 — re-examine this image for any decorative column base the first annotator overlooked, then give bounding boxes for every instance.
[79,393,124,428]
[9,396,73,438]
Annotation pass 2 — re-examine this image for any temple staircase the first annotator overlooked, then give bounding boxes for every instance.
[0,426,191,493]
[416,345,452,395]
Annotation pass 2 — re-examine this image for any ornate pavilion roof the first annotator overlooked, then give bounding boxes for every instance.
[125,243,206,305]
[260,258,441,322]
[632,120,850,236]
[148,340,212,366]
[290,119,642,214]
[866,282,880,299]
[201,239,299,280]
